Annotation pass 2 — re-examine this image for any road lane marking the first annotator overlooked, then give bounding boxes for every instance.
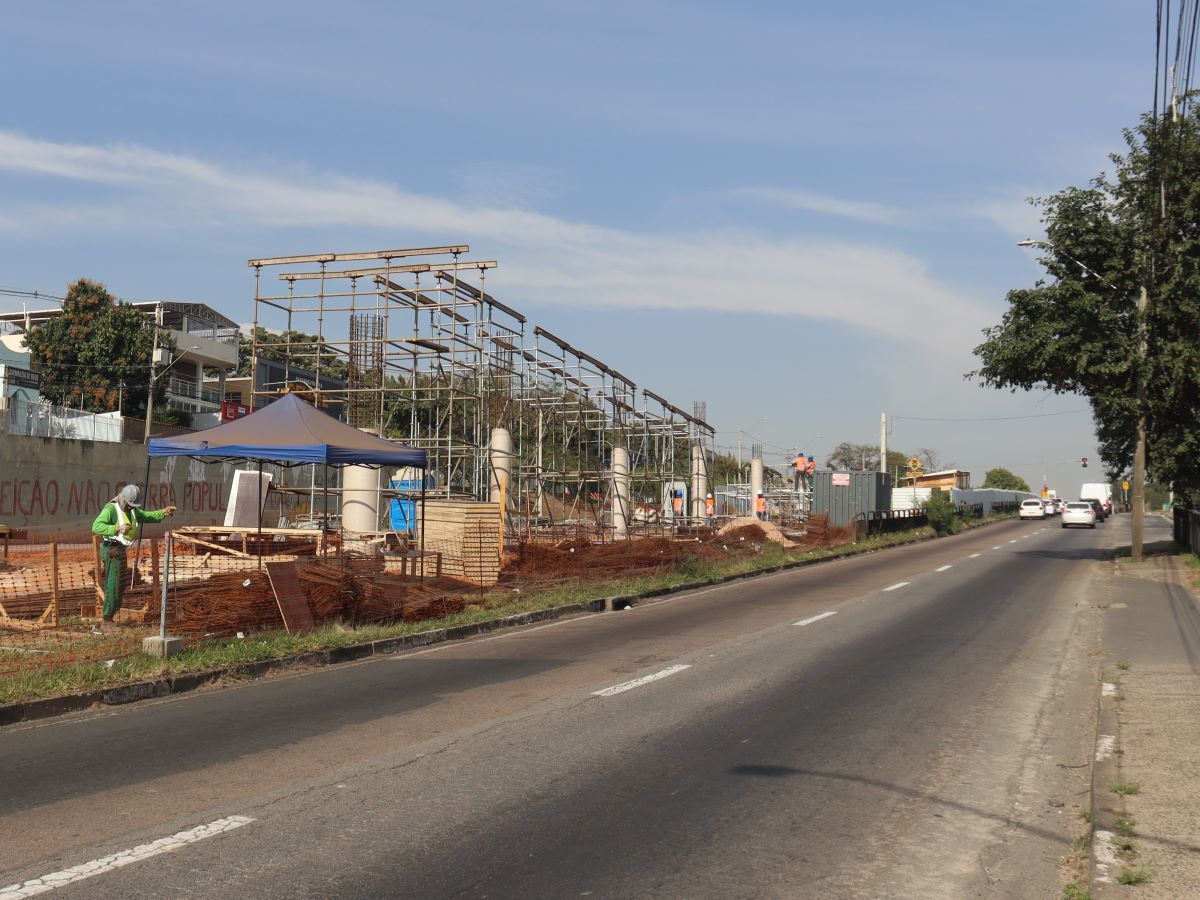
[593,664,691,697]
[992,546,1002,550]
[935,565,952,572]
[968,553,981,559]
[1096,734,1116,761]
[794,611,837,627]
[1008,540,1018,544]
[0,816,254,899]
[882,581,910,592]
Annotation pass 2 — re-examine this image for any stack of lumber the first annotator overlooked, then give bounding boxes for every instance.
[420,499,501,585]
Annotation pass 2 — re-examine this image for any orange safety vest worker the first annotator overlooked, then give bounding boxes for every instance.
[755,495,767,514]
[705,495,715,517]
[793,455,804,471]
[806,457,816,475]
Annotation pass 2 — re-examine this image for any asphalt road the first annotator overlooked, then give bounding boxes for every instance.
[0,515,1113,898]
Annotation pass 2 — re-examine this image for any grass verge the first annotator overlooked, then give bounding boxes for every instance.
[0,514,1015,707]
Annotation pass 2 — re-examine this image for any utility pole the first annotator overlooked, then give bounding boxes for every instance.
[143,303,162,445]
[880,412,887,476]
[1131,284,1149,562]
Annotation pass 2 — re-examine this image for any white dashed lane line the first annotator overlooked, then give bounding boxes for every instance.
[794,611,837,627]
[882,581,910,592]
[593,664,691,697]
[0,816,255,899]
[992,545,1002,550]
[968,553,981,559]
[935,565,952,572]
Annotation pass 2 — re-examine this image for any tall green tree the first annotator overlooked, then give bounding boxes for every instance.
[973,104,1200,497]
[25,278,169,416]
[825,441,910,475]
[238,326,350,380]
[981,467,1031,492]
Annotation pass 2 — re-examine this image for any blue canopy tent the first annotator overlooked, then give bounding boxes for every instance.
[147,393,426,467]
[146,394,428,565]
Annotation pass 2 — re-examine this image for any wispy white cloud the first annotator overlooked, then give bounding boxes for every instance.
[731,186,908,226]
[970,189,1045,241]
[0,130,990,348]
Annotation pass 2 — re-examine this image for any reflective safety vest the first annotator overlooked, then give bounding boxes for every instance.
[806,458,816,475]
[705,497,715,517]
[794,456,805,471]
[755,496,767,514]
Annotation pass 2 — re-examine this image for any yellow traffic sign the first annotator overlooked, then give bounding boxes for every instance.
[1122,480,1130,490]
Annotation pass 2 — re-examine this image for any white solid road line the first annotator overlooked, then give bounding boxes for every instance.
[882,581,910,592]
[935,565,952,572]
[794,611,838,627]
[969,553,981,559]
[593,664,691,697]
[0,816,254,899]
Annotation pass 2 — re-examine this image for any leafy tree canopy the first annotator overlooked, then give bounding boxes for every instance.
[825,442,910,475]
[973,104,1200,496]
[981,467,1031,492]
[239,326,349,380]
[26,278,170,416]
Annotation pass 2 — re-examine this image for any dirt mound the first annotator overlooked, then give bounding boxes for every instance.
[716,516,796,548]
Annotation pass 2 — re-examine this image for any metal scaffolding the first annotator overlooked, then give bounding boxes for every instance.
[248,244,713,541]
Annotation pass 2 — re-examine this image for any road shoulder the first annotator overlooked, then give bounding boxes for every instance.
[1092,546,1200,896]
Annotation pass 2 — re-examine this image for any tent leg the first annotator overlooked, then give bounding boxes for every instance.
[420,478,427,584]
[257,460,263,571]
[130,451,153,590]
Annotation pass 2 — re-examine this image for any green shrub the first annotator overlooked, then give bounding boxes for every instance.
[923,488,958,535]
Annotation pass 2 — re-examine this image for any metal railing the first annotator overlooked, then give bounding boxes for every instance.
[166,376,221,404]
[2,398,122,442]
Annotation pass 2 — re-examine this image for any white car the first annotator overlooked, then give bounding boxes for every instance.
[1019,499,1046,519]
[1061,501,1096,528]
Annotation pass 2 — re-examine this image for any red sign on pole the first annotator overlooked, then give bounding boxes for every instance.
[220,401,250,421]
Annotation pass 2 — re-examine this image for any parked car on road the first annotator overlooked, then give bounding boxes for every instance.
[1019,499,1046,519]
[1062,501,1096,528]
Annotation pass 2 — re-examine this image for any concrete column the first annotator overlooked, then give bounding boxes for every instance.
[750,455,764,517]
[612,445,631,539]
[489,427,513,533]
[342,464,380,533]
[691,442,709,518]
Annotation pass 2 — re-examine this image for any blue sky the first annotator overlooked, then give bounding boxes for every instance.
[0,1,1151,491]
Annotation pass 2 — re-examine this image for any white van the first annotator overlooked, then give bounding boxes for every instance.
[1080,483,1113,513]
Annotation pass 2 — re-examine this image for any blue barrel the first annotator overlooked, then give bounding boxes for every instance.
[388,478,422,532]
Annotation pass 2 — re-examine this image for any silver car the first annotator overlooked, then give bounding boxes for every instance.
[1061,501,1096,528]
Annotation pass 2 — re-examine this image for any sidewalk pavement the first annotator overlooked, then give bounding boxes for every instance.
[1092,513,1200,896]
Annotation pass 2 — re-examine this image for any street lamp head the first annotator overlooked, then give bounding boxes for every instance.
[1016,239,1044,248]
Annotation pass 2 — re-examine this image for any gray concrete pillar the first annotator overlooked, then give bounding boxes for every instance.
[750,456,764,517]
[690,442,709,518]
[612,445,631,539]
[342,464,380,533]
[489,427,513,533]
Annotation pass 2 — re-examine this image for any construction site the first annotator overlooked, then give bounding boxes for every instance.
[0,243,842,676]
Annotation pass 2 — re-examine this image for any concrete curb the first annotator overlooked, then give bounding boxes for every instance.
[0,515,1021,727]
[1089,663,1125,893]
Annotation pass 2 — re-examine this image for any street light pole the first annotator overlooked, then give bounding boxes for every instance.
[1131,285,1149,561]
[143,304,161,445]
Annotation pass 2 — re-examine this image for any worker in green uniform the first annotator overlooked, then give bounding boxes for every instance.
[91,484,176,623]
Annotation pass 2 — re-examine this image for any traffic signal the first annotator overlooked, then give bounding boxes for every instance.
[1082,457,1088,467]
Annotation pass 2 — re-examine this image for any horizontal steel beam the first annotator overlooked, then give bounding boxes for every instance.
[248,245,469,267]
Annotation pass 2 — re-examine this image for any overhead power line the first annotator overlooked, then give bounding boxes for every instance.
[891,408,1090,423]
